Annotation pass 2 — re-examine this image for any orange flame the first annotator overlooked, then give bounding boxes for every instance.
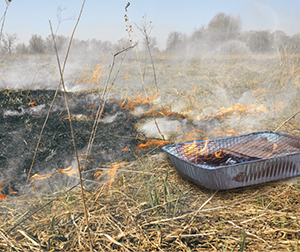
[141,107,173,117]
[29,101,36,108]
[177,129,204,143]
[224,129,239,136]
[8,186,17,194]
[119,92,159,109]
[88,104,96,118]
[94,171,103,180]
[76,63,106,86]
[31,182,44,193]
[135,139,169,149]
[184,140,208,158]
[0,179,13,201]
[94,161,127,189]
[107,161,126,188]
[200,103,268,121]
[215,150,224,158]
[57,165,84,176]
[218,103,268,117]
[30,173,52,183]
[102,52,106,62]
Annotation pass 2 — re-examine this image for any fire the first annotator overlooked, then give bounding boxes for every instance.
[31,182,44,193]
[0,179,13,201]
[30,173,52,183]
[140,107,173,117]
[107,161,124,188]
[88,104,96,119]
[76,63,106,86]
[177,129,204,143]
[8,186,17,194]
[119,92,159,109]
[60,115,88,121]
[200,103,268,121]
[215,150,224,158]
[218,103,268,117]
[57,165,84,176]
[224,129,239,136]
[183,140,209,159]
[94,161,127,189]
[29,101,36,107]
[102,52,106,62]
[94,171,103,180]
[135,139,169,149]
[124,73,129,79]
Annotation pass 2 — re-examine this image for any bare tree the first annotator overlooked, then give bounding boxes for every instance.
[1,32,17,54]
[29,34,45,54]
[165,31,186,52]
[45,34,68,53]
[15,42,28,55]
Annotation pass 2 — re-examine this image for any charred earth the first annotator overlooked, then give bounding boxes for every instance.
[0,89,154,195]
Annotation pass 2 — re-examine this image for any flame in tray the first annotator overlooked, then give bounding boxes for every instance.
[183,140,209,161]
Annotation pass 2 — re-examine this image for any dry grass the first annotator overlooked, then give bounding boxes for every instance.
[1,149,300,251]
[1,52,300,251]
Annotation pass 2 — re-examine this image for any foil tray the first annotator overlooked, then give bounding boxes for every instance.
[162,131,300,190]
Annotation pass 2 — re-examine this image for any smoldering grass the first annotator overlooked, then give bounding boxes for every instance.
[1,50,300,251]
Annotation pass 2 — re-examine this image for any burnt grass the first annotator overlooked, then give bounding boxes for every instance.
[0,89,157,194]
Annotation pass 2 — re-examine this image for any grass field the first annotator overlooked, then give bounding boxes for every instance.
[1,51,300,251]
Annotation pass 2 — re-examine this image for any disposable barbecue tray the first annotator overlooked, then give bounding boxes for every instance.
[162,131,300,190]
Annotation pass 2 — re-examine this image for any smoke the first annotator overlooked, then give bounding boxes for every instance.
[1,14,300,200]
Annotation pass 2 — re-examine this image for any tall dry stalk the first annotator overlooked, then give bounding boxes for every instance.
[124,3,148,96]
[25,0,87,188]
[125,5,165,140]
[135,15,158,93]
[25,6,74,100]
[86,42,138,155]
[24,1,93,247]
[49,20,93,252]
[0,0,11,43]
[86,3,140,155]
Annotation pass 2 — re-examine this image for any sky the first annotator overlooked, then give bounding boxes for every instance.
[0,0,300,50]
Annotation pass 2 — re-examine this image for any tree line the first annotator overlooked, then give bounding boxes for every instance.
[165,12,300,54]
[0,33,120,56]
[1,12,300,56]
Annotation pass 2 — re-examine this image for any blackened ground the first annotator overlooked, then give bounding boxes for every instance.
[0,89,155,194]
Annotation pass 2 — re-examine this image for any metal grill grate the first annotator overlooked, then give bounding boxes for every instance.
[162,131,300,190]
[177,135,300,167]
